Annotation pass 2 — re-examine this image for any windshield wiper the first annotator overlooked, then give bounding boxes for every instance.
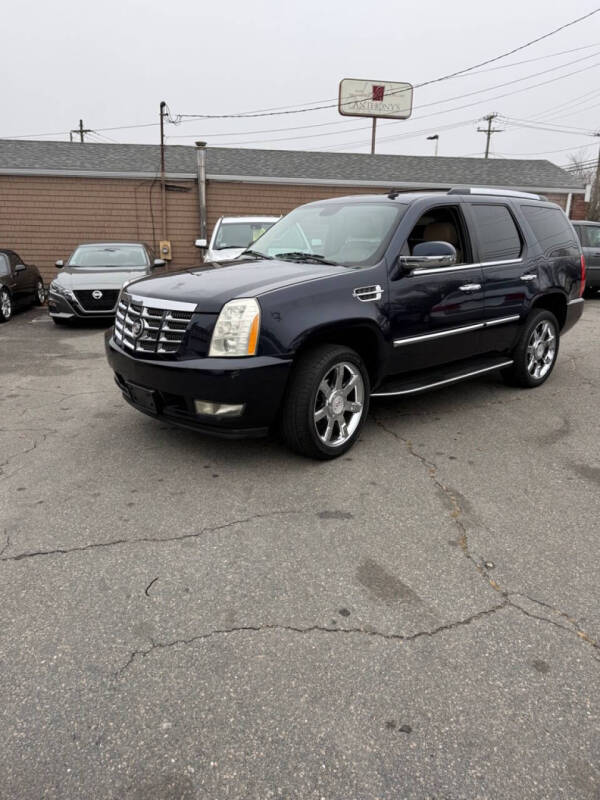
[239,249,272,260]
[276,252,339,266]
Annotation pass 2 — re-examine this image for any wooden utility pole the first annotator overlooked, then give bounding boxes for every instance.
[477,113,503,159]
[69,119,91,142]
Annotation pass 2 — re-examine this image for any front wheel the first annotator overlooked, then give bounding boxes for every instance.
[0,288,13,322]
[502,309,559,388]
[280,344,370,459]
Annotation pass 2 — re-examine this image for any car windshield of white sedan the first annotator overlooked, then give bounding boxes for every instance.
[69,245,149,267]
[214,221,276,250]
[248,202,407,267]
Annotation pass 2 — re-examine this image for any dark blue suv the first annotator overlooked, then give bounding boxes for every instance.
[106,187,585,459]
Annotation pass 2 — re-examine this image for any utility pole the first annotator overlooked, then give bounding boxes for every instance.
[427,134,439,156]
[69,119,92,142]
[159,101,168,243]
[590,132,600,221]
[477,113,503,159]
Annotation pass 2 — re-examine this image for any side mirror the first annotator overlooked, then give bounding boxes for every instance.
[152,258,166,269]
[195,238,207,249]
[55,260,64,268]
[15,263,27,272]
[398,241,457,275]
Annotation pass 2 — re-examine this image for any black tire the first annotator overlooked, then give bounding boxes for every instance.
[0,287,12,323]
[280,344,370,460]
[502,309,560,388]
[34,279,45,306]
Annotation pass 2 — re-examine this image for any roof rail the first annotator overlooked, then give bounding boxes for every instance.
[448,187,546,201]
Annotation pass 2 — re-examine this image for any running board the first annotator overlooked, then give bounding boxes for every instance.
[371,357,514,397]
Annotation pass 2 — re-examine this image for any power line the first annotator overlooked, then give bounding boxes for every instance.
[172,9,600,120]
[166,47,600,143]
[4,11,600,143]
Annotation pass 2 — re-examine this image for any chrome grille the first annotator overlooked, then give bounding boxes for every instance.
[114,292,196,356]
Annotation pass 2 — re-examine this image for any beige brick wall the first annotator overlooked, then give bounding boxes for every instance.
[0,175,202,283]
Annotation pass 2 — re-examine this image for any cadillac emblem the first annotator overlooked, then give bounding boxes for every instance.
[92,290,103,300]
[131,318,144,338]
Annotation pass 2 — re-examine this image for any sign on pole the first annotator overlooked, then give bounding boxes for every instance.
[338,78,413,153]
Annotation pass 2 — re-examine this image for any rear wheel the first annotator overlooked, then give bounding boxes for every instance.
[0,288,12,322]
[280,344,370,459]
[502,309,559,388]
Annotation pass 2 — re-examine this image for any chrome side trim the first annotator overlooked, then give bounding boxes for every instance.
[127,293,197,312]
[568,297,584,306]
[411,258,522,276]
[371,361,514,397]
[393,314,520,347]
[484,315,520,327]
[394,322,483,347]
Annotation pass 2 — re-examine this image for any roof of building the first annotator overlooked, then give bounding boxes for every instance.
[0,139,584,192]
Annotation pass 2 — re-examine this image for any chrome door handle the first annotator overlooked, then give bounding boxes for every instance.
[520,273,537,281]
[458,283,481,292]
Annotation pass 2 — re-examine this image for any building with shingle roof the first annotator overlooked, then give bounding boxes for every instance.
[0,139,586,281]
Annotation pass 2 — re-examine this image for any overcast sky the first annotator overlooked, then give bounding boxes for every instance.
[2,0,599,167]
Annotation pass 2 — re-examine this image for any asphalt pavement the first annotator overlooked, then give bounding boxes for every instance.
[1,301,599,799]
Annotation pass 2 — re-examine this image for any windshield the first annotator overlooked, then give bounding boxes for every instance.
[68,245,149,268]
[214,221,276,250]
[249,202,406,267]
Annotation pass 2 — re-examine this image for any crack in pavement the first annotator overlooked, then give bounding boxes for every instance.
[373,414,600,662]
[0,426,59,481]
[114,601,509,677]
[0,510,307,562]
[114,597,600,677]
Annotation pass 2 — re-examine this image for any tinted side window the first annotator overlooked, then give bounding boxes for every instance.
[582,225,600,248]
[0,254,9,276]
[470,204,522,262]
[520,205,579,258]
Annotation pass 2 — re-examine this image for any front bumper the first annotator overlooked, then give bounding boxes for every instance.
[106,334,292,438]
[48,291,117,319]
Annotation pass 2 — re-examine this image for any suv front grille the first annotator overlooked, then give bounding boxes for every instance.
[114,292,196,356]
[74,289,119,311]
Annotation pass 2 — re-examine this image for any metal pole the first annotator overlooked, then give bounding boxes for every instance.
[79,120,84,143]
[195,141,207,249]
[371,118,377,154]
[159,101,167,242]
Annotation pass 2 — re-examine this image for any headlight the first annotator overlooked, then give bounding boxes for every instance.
[49,281,73,299]
[209,298,260,357]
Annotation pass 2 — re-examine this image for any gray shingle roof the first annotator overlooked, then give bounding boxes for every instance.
[0,138,583,191]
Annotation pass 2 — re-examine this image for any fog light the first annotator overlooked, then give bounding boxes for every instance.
[194,400,245,417]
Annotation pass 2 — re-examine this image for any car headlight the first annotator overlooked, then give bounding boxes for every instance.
[49,281,73,299]
[209,298,260,357]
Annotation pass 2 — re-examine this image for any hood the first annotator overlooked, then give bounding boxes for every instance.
[53,266,150,290]
[126,258,347,312]
[206,247,245,262]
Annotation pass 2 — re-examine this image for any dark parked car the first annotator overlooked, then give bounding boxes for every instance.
[0,249,45,323]
[48,242,165,324]
[106,188,585,459]
[572,220,600,295]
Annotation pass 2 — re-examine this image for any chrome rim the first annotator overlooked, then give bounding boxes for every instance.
[313,361,365,447]
[37,281,45,303]
[1,290,11,319]
[526,319,556,379]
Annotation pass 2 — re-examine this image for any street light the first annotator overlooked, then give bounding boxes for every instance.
[427,134,439,157]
